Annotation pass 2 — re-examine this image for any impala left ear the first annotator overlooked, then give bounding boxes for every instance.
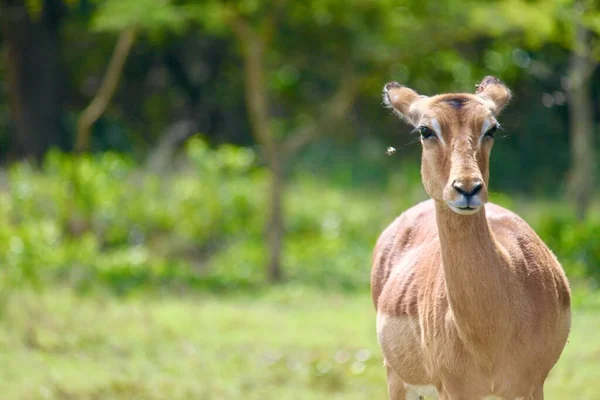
[475,76,511,116]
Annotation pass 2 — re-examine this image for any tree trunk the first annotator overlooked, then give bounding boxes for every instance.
[567,23,596,220]
[267,157,285,282]
[231,12,357,283]
[232,17,285,282]
[76,27,137,153]
[1,0,66,160]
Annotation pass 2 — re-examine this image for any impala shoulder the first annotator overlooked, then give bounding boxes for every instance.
[487,203,570,294]
[375,199,435,251]
[486,202,538,238]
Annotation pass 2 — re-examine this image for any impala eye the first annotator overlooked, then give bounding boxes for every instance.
[419,126,436,140]
[484,124,498,138]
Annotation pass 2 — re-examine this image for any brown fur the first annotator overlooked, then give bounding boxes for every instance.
[373,77,571,400]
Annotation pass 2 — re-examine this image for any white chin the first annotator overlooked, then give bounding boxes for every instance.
[448,204,482,215]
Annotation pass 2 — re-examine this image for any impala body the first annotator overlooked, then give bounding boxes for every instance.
[372,77,571,400]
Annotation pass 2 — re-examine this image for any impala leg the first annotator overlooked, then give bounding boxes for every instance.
[385,364,422,400]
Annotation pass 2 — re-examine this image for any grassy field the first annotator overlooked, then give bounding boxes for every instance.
[1,287,599,400]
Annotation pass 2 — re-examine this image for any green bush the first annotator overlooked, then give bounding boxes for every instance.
[0,139,268,294]
[535,210,600,283]
[0,140,597,295]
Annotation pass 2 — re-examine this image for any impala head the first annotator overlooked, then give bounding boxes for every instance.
[383,76,511,215]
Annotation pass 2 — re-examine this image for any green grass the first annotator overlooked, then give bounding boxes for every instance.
[1,287,599,399]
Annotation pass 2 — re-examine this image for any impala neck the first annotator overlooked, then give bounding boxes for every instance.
[434,201,511,341]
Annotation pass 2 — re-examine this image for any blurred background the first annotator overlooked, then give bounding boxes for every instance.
[0,0,599,399]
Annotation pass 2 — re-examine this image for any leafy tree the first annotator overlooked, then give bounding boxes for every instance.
[76,26,137,153]
[472,0,600,219]
[187,0,480,282]
[75,0,189,152]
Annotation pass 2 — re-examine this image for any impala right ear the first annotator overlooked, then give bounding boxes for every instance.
[383,82,424,126]
[475,76,511,116]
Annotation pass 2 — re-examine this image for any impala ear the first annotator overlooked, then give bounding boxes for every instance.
[475,76,511,116]
[383,82,425,126]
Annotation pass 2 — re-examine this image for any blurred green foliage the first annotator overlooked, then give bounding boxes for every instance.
[0,142,597,296]
[2,0,597,195]
[536,210,600,282]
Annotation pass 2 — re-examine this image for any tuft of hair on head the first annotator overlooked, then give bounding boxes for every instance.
[442,97,469,109]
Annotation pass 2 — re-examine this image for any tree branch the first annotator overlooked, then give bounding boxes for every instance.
[228,5,358,161]
[229,12,277,164]
[283,69,358,156]
[75,26,137,153]
[569,5,599,84]
[260,0,286,45]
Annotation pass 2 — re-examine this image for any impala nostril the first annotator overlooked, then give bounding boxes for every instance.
[470,182,483,196]
[452,180,482,197]
[452,181,467,196]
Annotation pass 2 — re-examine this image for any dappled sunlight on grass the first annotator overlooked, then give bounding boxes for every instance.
[0,288,599,399]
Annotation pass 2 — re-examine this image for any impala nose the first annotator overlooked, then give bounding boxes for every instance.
[452,180,483,198]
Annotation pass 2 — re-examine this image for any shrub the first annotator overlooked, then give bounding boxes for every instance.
[535,210,600,283]
[0,140,596,295]
[0,139,266,293]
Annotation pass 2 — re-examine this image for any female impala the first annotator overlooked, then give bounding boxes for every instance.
[372,77,571,400]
